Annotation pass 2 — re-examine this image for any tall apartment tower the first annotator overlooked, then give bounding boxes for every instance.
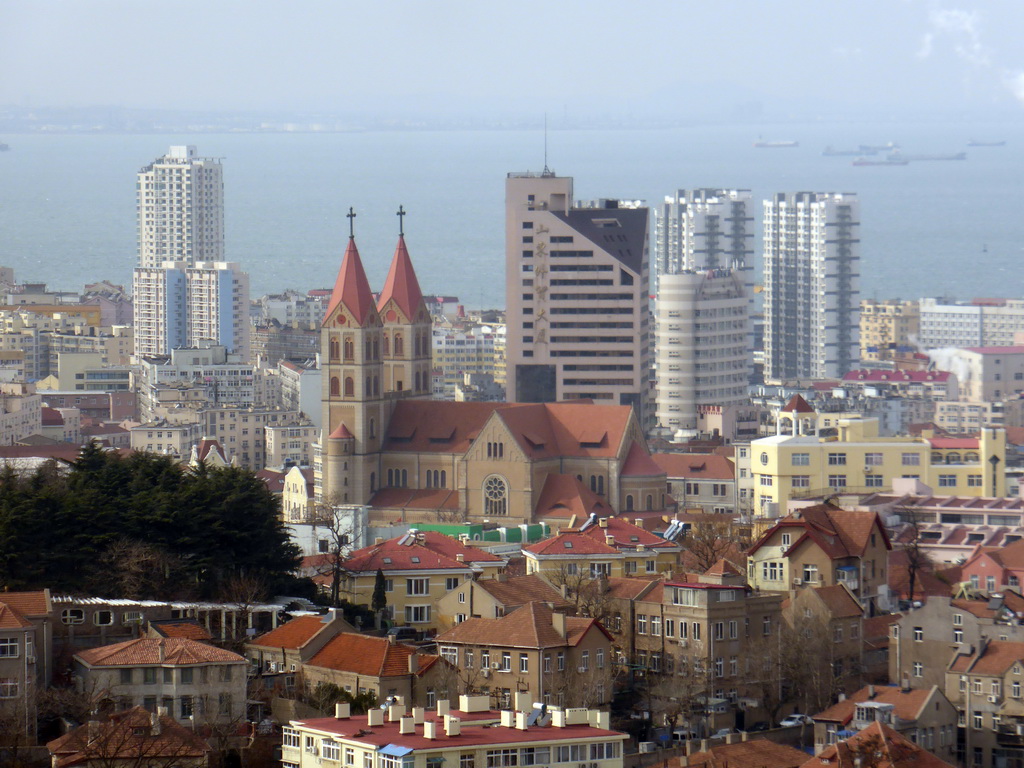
[133,147,249,360]
[504,171,651,424]
[137,145,224,269]
[763,192,860,381]
[653,188,754,284]
[655,270,749,435]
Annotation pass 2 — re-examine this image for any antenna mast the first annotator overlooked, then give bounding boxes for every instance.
[543,113,549,174]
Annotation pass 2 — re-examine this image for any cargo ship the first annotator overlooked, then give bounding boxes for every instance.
[968,139,1006,147]
[859,142,900,152]
[852,156,909,166]
[754,139,798,148]
[902,152,966,161]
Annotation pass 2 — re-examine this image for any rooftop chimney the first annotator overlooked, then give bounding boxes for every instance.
[335,702,350,719]
[445,716,461,737]
[399,716,415,735]
[552,611,566,637]
[149,711,161,736]
[436,700,450,717]
[157,638,165,663]
[456,554,465,562]
[408,651,419,675]
[388,702,406,721]
[423,720,437,739]
[375,537,384,545]
[868,684,876,699]
[552,709,566,727]
[412,707,425,724]
[599,517,608,528]
[87,720,100,744]
[367,708,383,727]
[605,535,615,546]
[501,710,515,728]
[516,711,529,730]
[634,518,643,528]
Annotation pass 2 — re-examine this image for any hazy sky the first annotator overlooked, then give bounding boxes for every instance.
[5,0,1024,121]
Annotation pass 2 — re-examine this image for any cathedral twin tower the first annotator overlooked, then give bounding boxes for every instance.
[320,213,432,506]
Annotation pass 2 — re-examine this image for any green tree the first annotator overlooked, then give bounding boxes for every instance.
[371,569,387,615]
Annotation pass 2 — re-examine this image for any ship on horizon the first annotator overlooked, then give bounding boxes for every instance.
[968,139,1006,147]
[754,138,798,148]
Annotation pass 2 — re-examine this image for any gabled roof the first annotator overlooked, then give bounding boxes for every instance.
[801,720,954,768]
[575,515,678,551]
[307,633,434,677]
[523,532,620,557]
[705,558,741,577]
[473,575,573,611]
[323,237,377,326]
[0,602,32,629]
[950,640,1024,675]
[810,584,863,619]
[377,235,425,320]
[813,684,938,725]
[435,602,610,649]
[652,452,734,480]
[47,706,210,767]
[75,637,244,667]
[250,615,332,650]
[148,620,212,642]
[620,441,665,477]
[781,394,815,413]
[341,530,502,574]
[748,503,891,560]
[533,474,614,520]
[383,400,504,454]
[0,589,50,617]
[681,738,809,768]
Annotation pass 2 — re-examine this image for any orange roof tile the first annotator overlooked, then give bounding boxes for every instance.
[307,633,428,677]
[704,559,741,577]
[435,602,610,649]
[671,738,808,768]
[250,615,331,650]
[0,589,50,617]
[781,394,815,413]
[323,237,377,326]
[621,441,665,477]
[802,720,954,768]
[148,620,212,642]
[814,685,934,724]
[950,640,1024,675]
[342,530,502,574]
[533,474,614,520]
[523,532,620,557]
[329,422,354,439]
[377,235,425,320]
[0,602,32,629]
[652,452,735,480]
[75,638,244,667]
[577,515,679,551]
[811,584,863,618]
[474,575,573,611]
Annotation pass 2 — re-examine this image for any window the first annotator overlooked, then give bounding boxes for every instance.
[827,474,847,489]
[792,453,810,466]
[61,609,85,625]
[665,619,675,638]
[407,578,429,596]
[519,653,529,673]
[968,474,983,487]
[119,668,132,684]
[637,615,647,635]
[501,652,511,671]
[580,651,590,672]
[282,728,300,748]
[792,475,810,488]
[938,474,957,488]
[180,668,193,684]
[597,648,605,669]
[763,616,771,636]
[0,639,17,658]
[94,610,113,626]
[987,575,996,592]
[865,474,883,487]
[914,626,923,642]
[902,453,921,466]
[143,668,157,685]
[446,577,460,591]
[405,605,430,623]
[0,679,18,699]
[321,739,340,761]
[729,620,738,639]
[865,452,883,466]
[556,651,565,671]
[651,616,661,636]
[759,476,773,487]
[486,749,519,767]
[483,475,508,516]
[827,453,847,466]
[464,650,474,668]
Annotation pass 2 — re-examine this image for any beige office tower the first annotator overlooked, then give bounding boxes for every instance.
[137,145,224,269]
[505,172,651,426]
[655,269,749,435]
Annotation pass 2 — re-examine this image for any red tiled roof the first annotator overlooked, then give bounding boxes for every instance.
[0,589,50,617]
[41,406,64,426]
[0,602,32,629]
[620,441,665,477]
[474,575,573,611]
[927,437,980,449]
[523,532,620,557]
[803,721,953,768]
[533,474,614,520]
[47,707,210,767]
[577,516,678,550]
[342,530,502,574]
[810,584,863,619]
[672,739,808,768]
[323,237,377,326]
[705,559,741,577]
[377,235,425,321]
[652,452,734,480]
[435,602,610,649]
[950,640,1024,675]
[749,504,890,560]
[76,638,244,666]
[329,422,354,439]
[842,369,951,383]
[307,633,431,677]
[250,615,330,650]
[781,394,815,413]
[149,620,212,642]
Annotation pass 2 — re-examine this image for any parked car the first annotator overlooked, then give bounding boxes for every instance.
[779,714,812,727]
[386,626,421,642]
[710,728,735,740]
[746,721,771,732]
[671,726,699,743]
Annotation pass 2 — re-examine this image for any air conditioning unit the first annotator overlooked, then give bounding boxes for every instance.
[492,662,501,670]
[988,695,999,703]
[25,655,35,664]
[481,668,491,678]
[864,466,873,473]
[793,578,803,586]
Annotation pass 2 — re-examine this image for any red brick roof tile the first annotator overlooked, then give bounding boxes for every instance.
[75,638,244,667]
[307,633,431,677]
[342,530,502,574]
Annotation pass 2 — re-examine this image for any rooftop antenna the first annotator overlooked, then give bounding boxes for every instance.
[543,113,550,175]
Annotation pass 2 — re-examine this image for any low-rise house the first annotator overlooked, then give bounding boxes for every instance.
[283,696,626,768]
[435,573,573,630]
[801,720,955,768]
[811,684,957,762]
[960,538,1024,594]
[73,638,248,724]
[667,738,809,768]
[245,610,356,686]
[301,633,446,710]
[0,591,52,736]
[435,601,614,709]
[783,584,864,692]
[652,452,737,514]
[338,530,504,632]
[747,502,892,612]
[47,706,210,768]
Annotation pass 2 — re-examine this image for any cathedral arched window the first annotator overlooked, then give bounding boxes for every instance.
[343,338,354,361]
[344,377,354,397]
[370,472,376,492]
[395,334,404,355]
[373,339,379,360]
[440,470,446,487]
[483,475,509,516]
[383,335,390,356]
[366,377,371,396]
[329,337,340,361]
[330,377,340,397]
[370,419,376,438]
[646,494,654,510]
[414,371,421,391]
[373,377,380,396]
[625,495,634,511]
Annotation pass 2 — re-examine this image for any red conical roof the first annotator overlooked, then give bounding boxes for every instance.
[329,422,354,439]
[324,237,376,326]
[377,235,424,320]
[781,394,815,414]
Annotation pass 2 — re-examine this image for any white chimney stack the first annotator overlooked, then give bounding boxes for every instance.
[445,716,461,737]
[335,702,350,719]
[367,709,383,727]
[399,716,415,735]
[423,721,437,739]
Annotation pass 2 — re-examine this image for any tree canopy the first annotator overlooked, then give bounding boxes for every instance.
[0,444,300,599]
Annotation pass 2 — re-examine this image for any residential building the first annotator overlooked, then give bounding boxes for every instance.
[782,584,865,692]
[671,739,808,768]
[504,172,651,424]
[49,324,133,366]
[47,706,210,768]
[653,452,737,514]
[0,383,41,445]
[338,531,504,631]
[435,574,574,631]
[432,318,501,400]
[751,396,1007,516]
[301,633,448,709]
[34,390,134,422]
[653,188,754,285]
[860,300,920,364]
[72,638,247,724]
[265,419,318,470]
[763,192,860,381]
[630,560,784,730]
[889,595,1024,691]
[436,602,614,708]
[935,345,1024,403]
[840,369,958,401]
[276,359,322,428]
[251,319,320,366]
[747,503,892,612]
[282,466,315,522]
[245,611,365,682]
[202,404,304,470]
[137,146,223,269]
[254,289,329,330]
[0,590,52,735]
[655,269,750,435]
[130,419,203,458]
[918,297,1024,350]
[960,540,1024,593]
[802,720,955,768]
[40,405,81,443]
[946,640,1024,768]
[133,261,250,359]
[283,697,626,768]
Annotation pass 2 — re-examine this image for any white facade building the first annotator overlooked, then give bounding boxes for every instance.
[919,297,1024,350]
[763,192,860,381]
[655,269,749,434]
[137,146,223,269]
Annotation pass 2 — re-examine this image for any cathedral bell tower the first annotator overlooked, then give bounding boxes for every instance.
[321,209,385,505]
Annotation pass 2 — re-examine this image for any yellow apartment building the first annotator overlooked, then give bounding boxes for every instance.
[752,396,1006,517]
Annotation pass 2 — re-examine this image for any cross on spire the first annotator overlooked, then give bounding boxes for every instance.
[346,207,357,239]
[396,205,406,237]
